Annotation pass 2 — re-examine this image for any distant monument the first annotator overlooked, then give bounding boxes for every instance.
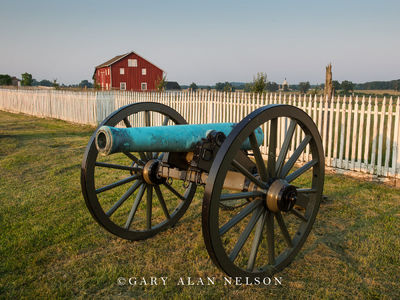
[324,63,333,101]
[280,78,290,91]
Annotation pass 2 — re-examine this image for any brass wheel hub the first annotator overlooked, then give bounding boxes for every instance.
[266,179,297,212]
[142,159,164,185]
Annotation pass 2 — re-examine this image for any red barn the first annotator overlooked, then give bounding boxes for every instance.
[93,52,164,91]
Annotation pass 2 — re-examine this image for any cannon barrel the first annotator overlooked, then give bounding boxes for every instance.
[95,123,264,155]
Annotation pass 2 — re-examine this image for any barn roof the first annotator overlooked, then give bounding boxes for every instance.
[94,51,164,71]
[165,81,181,90]
[95,53,131,69]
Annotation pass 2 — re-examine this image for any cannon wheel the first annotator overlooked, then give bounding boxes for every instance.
[202,104,324,279]
[81,102,196,241]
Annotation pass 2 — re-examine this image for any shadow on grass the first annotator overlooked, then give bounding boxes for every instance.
[1,110,399,299]
[1,131,91,141]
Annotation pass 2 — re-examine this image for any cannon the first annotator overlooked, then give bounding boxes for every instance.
[81,102,324,280]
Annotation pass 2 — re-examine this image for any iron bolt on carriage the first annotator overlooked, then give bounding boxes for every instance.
[81,102,324,280]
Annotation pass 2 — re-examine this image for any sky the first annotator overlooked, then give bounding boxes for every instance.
[0,0,399,85]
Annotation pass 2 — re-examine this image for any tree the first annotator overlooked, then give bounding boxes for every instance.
[332,80,341,92]
[189,82,198,91]
[244,83,252,92]
[310,85,321,96]
[156,75,167,91]
[215,82,225,91]
[223,82,235,92]
[215,82,234,92]
[37,79,53,87]
[298,81,310,94]
[266,81,278,92]
[341,80,354,94]
[393,80,400,91]
[21,72,32,86]
[52,79,59,89]
[251,72,267,93]
[0,74,12,85]
[79,80,93,89]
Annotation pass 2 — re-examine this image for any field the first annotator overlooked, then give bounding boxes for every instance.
[0,110,400,299]
[354,90,400,96]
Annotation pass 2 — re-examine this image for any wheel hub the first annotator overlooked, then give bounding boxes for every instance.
[266,179,297,212]
[142,159,164,185]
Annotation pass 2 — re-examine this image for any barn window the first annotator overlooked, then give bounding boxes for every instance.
[141,82,147,91]
[128,59,137,67]
[142,68,146,75]
[120,82,126,90]
[120,68,125,75]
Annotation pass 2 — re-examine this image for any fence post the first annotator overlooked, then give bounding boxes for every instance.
[357,96,366,171]
[350,96,359,171]
[384,97,393,176]
[377,97,386,176]
[393,97,400,178]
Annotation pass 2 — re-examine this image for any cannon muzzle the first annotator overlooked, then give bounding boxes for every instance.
[95,123,264,155]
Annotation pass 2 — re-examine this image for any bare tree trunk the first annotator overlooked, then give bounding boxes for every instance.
[324,63,333,103]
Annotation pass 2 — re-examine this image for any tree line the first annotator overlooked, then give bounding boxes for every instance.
[187,74,363,95]
[0,72,93,88]
[2,71,399,94]
[187,76,400,96]
[187,74,281,93]
[354,79,400,91]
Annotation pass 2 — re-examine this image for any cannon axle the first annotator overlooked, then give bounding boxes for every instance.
[137,154,263,194]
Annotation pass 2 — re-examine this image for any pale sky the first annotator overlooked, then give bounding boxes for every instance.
[0,0,399,85]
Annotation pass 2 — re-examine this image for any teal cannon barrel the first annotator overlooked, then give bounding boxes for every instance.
[95,123,264,155]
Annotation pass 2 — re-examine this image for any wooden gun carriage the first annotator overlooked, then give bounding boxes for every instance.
[81,102,324,280]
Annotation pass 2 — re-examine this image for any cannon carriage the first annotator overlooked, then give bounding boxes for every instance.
[81,102,324,280]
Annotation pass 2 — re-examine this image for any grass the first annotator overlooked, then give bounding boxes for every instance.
[0,110,399,299]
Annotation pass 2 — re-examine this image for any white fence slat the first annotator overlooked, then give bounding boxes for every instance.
[332,96,340,168]
[357,96,366,171]
[370,97,379,174]
[377,97,386,176]
[392,98,400,177]
[345,96,352,170]
[364,97,372,172]
[339,97,347,169]
[322,96,328,156]
[350,96,359,170]
[384,97,393,176]
[327,97,334,167]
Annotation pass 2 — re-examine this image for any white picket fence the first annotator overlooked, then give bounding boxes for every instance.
[0,88,97,124]
[0,88,399,180]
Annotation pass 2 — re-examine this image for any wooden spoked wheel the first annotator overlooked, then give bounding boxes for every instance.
[202,104,324,279]
[81,102,196,241]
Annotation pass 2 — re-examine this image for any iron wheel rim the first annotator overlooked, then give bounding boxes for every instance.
[202,104,325,279]
[81,102,196,240]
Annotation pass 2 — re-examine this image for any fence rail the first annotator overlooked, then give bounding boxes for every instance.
[0,88,399,180]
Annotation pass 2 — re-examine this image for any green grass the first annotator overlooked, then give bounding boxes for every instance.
[0,110,399,299]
